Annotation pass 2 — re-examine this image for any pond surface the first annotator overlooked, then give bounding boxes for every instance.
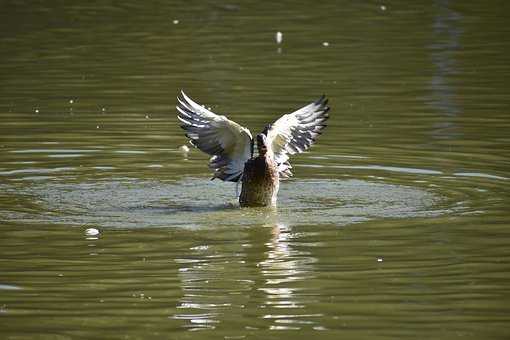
[1,1,509,339]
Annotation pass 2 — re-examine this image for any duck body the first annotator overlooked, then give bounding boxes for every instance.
[176,91,329,207]
[239,153,279,207]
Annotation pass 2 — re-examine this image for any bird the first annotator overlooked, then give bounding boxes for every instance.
[176,91,329,207]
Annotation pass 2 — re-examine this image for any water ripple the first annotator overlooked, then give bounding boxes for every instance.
[0,178,447,228]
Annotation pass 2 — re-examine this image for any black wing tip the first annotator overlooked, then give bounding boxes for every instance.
[321,105,330,117]
[314,95,330,114]
[315,94,327,104]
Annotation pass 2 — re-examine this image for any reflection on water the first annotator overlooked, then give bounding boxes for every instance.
[172,221,322,331]
[173,235,251,331]
[260,223,321,330]
[428,0,463,139]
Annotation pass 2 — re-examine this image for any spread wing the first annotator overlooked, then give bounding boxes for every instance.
[266,95,329,178]
[177,91,253,182]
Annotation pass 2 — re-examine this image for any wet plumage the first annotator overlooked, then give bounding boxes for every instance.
[176,91,329,207]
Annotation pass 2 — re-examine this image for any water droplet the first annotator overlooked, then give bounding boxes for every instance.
[275,31,283,44]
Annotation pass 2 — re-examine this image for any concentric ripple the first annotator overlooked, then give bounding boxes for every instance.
[1,178,448,228]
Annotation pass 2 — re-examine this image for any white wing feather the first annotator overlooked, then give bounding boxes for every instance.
[266,95,329,178]
[177,91,253,182]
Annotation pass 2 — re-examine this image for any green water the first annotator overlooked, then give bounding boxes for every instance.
[1,1,509,339]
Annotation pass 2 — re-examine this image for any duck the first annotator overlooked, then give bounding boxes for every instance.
[176,91,329,207]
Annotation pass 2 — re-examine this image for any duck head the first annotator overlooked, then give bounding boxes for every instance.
[256,133,269,156]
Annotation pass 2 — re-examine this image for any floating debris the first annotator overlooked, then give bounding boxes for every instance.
[35,109,39,113]
[85,228,100,236]
[275,31,283,44]
[173,19,179,24]
[377,258,383,262]
[145,114,150,119]
[69,99,74,104]
[322,41,330,47]
[380,5,387,11]
[101,107,106,112]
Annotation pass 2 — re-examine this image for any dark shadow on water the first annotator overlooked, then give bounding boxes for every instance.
[117,202,238,214]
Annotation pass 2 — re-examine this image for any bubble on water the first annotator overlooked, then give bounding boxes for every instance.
[275,31,283,44]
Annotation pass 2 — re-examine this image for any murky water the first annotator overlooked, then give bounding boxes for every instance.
[1,1,509,339]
